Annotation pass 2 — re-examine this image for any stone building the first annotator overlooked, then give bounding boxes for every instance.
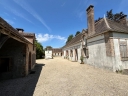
[62,5,128,72]
[17,28,36,72]
[45,50,53,59]
[0,17,36,80]
[52,48,62,56]
[62,33,82,63]
[45,47,53,59]
[81,5,128,72]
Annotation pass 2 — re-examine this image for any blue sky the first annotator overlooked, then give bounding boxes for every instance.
[0,0,128,48]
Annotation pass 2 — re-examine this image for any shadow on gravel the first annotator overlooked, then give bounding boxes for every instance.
[0,63,45,96]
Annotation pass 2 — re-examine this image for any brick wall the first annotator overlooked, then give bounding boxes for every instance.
[104,32,115,56]
[0,38,27,79]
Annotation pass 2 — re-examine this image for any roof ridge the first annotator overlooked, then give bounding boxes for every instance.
[95,18,104,25]
[104,16,111,29]
[66,32,82,45]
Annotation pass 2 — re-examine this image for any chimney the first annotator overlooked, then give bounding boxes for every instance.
[16,28,24,33]
[119,15,128,26]
[86,5,95,36]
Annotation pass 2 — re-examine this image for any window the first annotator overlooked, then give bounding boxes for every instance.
[119,40,128,61]
[83,47,89,58]
[86,47,89,57]
[70,50,73,57]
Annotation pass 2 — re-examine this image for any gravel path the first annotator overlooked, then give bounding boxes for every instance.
[34,57,128,96]
[1,57,128,96]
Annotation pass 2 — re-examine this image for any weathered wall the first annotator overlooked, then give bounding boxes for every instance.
[0,38,27,79]
[45,51,52,59]
[84,32,128,71]
[63,42,82,63]
[84,34,114,70]
[53,52,62,56]
[27,43,36,70]
[112,32,128,71]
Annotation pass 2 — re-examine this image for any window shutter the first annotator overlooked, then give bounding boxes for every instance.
[120,41,128,61]
[86,47,89,58]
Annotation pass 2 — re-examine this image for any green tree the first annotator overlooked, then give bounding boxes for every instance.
[106,9,126,22]
[75,31,80,36]
[66,34,73,44]
[106,9,113,20]
[95,9,126,23]
[35,40,44,59]
[95,17,102,23]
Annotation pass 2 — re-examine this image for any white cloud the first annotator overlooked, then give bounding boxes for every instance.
[13,0,51,32]
[10,9,34,24]
[4,12,9,16]
[5,19,14,24]
[1,1,34,24]
[61,2,66,7]
[75,0,96,20]
[36,33,67,43]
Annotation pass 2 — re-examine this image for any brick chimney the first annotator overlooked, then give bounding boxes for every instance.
[16,28,24,33]
[119,15,128,26]
[86,5,95,36]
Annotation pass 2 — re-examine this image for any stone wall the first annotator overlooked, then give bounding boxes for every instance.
[0,38,27,79]
[85,34,114,71]
[104,32,115,56]
[63,42,82,63]
[28,43,36,70]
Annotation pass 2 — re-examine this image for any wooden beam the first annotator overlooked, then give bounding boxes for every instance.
[0,25,29,44]
[0,29,28,44]
[0,36,10,49]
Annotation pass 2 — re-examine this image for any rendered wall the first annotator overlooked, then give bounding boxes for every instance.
[45,51,52,59]
[84,34,114,71]
[112,32,128,71]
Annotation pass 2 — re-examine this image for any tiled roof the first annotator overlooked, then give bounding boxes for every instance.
[0,17,30,43]
[87,18,128,38]
[52,48,62,53]
[107,18,128,33]
[20,32,35,37]
[63,18,128,48]
[63,33,82,48]
[95,18,109,34]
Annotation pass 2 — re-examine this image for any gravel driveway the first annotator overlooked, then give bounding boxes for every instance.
[34,57,128,96]
[1,57,128,96]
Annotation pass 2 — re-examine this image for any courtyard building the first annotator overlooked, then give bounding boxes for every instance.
[82,5,128,72]
[0,17,36,80]
[52,48,62,57]
[62,5,128,72]
[62,33,82,63]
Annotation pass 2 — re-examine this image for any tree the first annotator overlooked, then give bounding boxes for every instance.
[95,17,102,23]
[66,34,73,44]
[75,31,80,36]
[35,40,44,59]
[106,10,126,22]
[106,9,113,20]
[95,9,126,23]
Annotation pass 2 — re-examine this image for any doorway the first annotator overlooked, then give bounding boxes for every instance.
[0,58,10,73]
[75,49,78,61]
[28,52,31,71]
